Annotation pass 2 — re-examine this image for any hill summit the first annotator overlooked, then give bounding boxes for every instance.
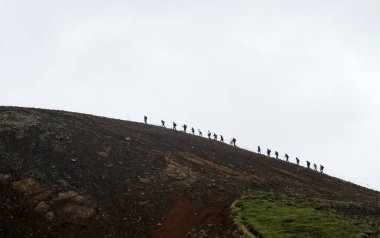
[0,106,379,237]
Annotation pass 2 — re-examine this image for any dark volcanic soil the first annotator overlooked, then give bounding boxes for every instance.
[0,106,379,238]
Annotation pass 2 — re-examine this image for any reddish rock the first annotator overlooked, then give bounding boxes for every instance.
[59,204,95,220]
[11,177,43,196]
[52,191,79,202]
[35,201,50,213]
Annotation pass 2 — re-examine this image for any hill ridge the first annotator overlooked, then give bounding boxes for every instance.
[0,106,379,237]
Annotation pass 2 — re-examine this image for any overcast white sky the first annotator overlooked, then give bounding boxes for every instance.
[1,0,379,191]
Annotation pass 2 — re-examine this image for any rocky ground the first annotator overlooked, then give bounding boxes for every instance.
[0,106,379,238]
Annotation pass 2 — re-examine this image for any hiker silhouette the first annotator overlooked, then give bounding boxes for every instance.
[207,131,211,139]
[275,151,279,159]
[285,154,289,162]
[173,122,177,130]
[320,165,324,173]
[161,120,165,127]
[191,127,195,135]
[296,157,300,165]
[220,135,224,142]
[313,163,317,170]
[183,124,187,133]
[231,138,236,146]
[198,129,202,137]
[307,161,311,169]
[213,133,217,140]
[258,146,261,154]
[144,116,147,124]
[267,149,271,157]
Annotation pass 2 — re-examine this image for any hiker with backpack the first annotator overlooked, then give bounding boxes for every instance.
[307,161,311,169]
[191,127,195,135]
[267,149,271,157]
[231,138,237,146]
[296,157,300,165]
[275,151,279,159]
[161,120,165,127]
[285,153,289,162]
[213,133,217,140]
[173,122,177,130]
[183,124,187,133]
[208,131,211,139]
[320,165,324,173]
[220,135,224,142]
[313,163,317,170]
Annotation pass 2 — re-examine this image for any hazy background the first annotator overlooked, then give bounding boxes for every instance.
[1,0,379,190]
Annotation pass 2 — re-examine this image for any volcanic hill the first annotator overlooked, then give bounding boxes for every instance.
[0,106,379,237]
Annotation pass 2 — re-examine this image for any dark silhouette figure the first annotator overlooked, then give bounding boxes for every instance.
[231,138,236,146]
[207,131,211,139]
[285,153,289,162]
[267,149,271,157]
[161,120,165,127]
[173,122,177,130]
[275,151,279,159]
[307,161,311,169]
[198,129,202,137]
[220,135,224,142]
[320,165,324,173]
[144,116,147,124]
[191,127,195,135]
[258,146,261,154]
[183,124,187,133]
[296,157,300,165]
[313,163,317,170]
[213,133,217,140]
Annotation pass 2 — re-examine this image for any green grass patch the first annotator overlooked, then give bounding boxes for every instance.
[231,193,370,238]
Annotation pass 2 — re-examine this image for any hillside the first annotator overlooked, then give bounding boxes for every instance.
[0,106,379,237]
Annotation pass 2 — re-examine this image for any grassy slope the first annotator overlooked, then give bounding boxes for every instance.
[231,193,378,238]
